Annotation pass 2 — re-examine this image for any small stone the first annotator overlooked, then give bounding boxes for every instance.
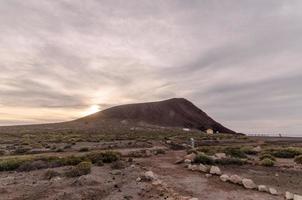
[205,174,212,178]
[294,194,302,200]
[253,146,262,152]
[175,159,184,164]
[136,177,142,182]
[189,198,198,200]
[285,192,294,200]
[152,180,162,186]
[188,164,198,171]
[215,153,227,159]
[269,187,278,195]
[184,159,192,164]
[220,174,230,182]
[198,164,208,173]
[142,171,156,181]
[258,185,268,192]
[209,166,222,175]
[242,178,257,189]
[229,175,242,185]
[110,170,122,175]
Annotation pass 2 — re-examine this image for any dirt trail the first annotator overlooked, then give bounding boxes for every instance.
[139,150,282,200]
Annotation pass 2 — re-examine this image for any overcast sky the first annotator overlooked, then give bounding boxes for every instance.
[0,0,302,136]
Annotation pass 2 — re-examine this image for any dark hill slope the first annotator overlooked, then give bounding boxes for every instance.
[77,98,235,134]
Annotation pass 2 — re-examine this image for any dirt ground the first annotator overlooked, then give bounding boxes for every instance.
[2,148,301,200]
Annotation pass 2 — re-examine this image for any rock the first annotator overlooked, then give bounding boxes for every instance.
[188,164,198,171]
[184,153,197,161]
[136,177,142,182]
[294,194,302,200]
[184,159,192,164]
[205,174,212,178]
[215,153,227,159]
[198,164,208,173]
[242,178,257,189]
[143,171,156,181]
[285,192,294,200]
[229,175,242,185]
[189,198,198,200]
[220,174,230,182]
[152,180,163,186]
[258,185,268,192]
[269,188,278,195]
[209,166,222,175]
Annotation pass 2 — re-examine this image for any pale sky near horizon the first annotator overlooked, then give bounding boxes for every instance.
[0,0,302,136]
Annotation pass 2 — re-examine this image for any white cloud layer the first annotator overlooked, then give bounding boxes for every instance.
[0,0,302,136]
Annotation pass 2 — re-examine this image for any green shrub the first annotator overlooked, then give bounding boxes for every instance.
[241,147,258,155]
[294,155,302,164]
[215,157,246,165]
[87,151,120,163]
[224,147,247,158]
[193,154,214,165]
[261,158,275,167]
[65,161,92,177]
[0,158,29,171]
[259,153,276,161]
[271,148,302,158]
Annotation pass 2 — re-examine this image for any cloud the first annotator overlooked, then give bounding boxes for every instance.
[0,0,301,136]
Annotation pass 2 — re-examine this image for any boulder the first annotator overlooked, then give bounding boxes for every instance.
[184,153,197,161]
[229,175,242,185]
[215,153,227,159]
[198,164,208,173]
[220,174,230,182]
[209,166,222,175]
[269,188,278,195]
[141,171,156,181]
[242,178,257,189]
[285,192,294,200]
[294,194,302,200]
[258,185,268,192]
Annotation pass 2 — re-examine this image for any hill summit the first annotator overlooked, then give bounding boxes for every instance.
[78,98,235,134]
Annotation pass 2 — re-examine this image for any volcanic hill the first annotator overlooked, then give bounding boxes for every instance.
[76,98,235,134]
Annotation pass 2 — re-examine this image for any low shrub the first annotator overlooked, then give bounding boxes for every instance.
[215,157,246,165]
[110,161,125,169]
[241,147,258,155]
[86,151,120,163]
[65,161,92,177]
[271,147,302,158]
[259,153,276,161]
[294,155,302,164]
[17,160,48,172]
[0,158,29,171]
[224,147,247,158]
[261,158,275,167]
[193,154,214,165]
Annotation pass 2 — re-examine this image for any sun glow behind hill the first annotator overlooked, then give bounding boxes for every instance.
[82,105,100,116]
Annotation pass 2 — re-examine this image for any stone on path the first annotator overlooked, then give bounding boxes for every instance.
[242,178,257,189]
[209,166,222,175]
[229,175,242,185]
[258,185,268,192]
[294,194,302,200]
[269,187,278,195]
[198,164,208,173]
[220,174,230,182]
[285,192,294,200]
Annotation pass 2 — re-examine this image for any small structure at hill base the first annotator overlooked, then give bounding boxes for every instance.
[206,128,214,134]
